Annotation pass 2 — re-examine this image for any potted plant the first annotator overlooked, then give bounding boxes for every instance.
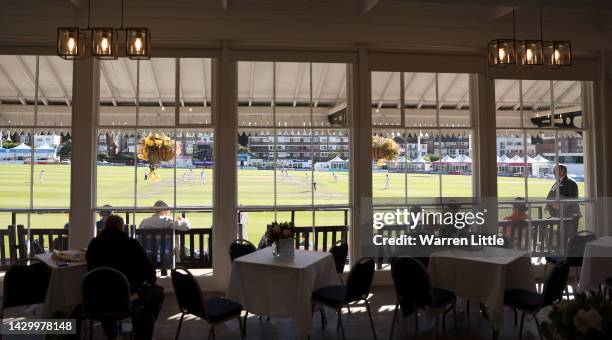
[265,222,296,259]
[541,293,612,340]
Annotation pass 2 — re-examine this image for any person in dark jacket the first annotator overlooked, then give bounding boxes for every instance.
[85,214,164,340]
[545,164,581,242]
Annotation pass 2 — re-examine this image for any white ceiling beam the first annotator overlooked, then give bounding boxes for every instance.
[247,62,255,107]
[313,63,330,107]
[533,81,557,111]
[456,89,470,110]
[495,79,519,109]
[377,72,396,108]
[438,73,462,109]
[361,0,380,15]
[99,62,118,106]
[336,72,346,101]
[120,58,138,105]
[202,59,208,107]
[417,74,437,109]
[16,56,48,105]
[553,81,580,106]
[292,63,306,107]
[41,56,71,106]
[0,63,27,105]
[147,60,163,107]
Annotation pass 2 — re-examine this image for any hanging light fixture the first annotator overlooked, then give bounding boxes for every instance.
[545,41,572,67]
[56,0,151,60]
[488,8,517,66]
[57,27,85,60]
[518,8,544,65]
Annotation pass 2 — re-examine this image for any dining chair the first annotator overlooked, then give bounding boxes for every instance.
[171,266,244,340]
[30,239,45,255]
[605,278,612,301]
[311,257,377,340]
[544,231,596,292]
[0,258,50,338]
[504,260,569,340]
[52,236,69,251]
[81,267,133,340]
[389,257,456,339]
[329,241,348,278]
[228,239,256,262]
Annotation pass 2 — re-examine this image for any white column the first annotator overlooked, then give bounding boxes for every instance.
[69,58,98,248]
[212,42,237,290]
[350,46,372,265]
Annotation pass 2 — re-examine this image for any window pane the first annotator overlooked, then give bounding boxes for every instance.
[372,72,400,126]
[496,129,527,200]
[33,128,71,208]
[314,129,349,206]
[99,58,137,126]
[527,130,556,200]
[404,73,436,127]
[238,61,273,127]
[440,129,472,197]
[237,129,275,206]
[275,62,311,127]
[96,129,136,207]
[553,80,582,129]
[438,73,470,127]
[179,58,212,125]
[495,79,521,128]
[136,129,175,207]
[37,56,73,127]
[138,58,176,126]
[314,63,348,128]
[372,129,405,205]
[175,130,213,207]
[522,80,552,128]
[275,129,312,206]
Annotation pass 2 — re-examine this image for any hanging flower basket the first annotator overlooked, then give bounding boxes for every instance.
[137,133,177,180]
[372,136,400,161]
[155,146,175,162]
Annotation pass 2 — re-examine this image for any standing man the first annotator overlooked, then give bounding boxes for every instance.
[200,169,206,185]
[384,174,391,190]
[144,169,148,181]
[545,164,580,242]
[39,169,45,183]
[312,176,317,191]
[332,172,338,182]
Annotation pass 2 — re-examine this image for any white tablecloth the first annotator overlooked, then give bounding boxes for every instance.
[578,236,612,293]
[429,247,535,329]
[226,248,340,339]
[35,252,88,317]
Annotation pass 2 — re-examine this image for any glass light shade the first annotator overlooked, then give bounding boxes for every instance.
[488,39,516,66]
[545,41,572,67]
[519,40,543,65]
[126,28,151,60]
[92,28,118,59]
[57,27,84,59]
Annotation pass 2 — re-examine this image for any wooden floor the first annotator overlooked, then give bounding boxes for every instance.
[150,286,544,340]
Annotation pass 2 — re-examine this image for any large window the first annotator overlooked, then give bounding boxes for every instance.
[236,61,350,247]
[96,57,214,271]
[0,55,73,265]
[495,79,589,254]
[371,72,473,207]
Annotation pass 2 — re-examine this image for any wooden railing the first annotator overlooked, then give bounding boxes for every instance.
[293,226,348,252]
[132,227,212,269]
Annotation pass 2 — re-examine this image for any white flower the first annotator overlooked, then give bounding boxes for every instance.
[573,308,603,334]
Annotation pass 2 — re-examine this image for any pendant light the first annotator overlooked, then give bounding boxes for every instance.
[518,9,544,65]
[488,8,517,66]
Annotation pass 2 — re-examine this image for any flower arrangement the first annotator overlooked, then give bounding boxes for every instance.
[372,136,400,161]
[265,221,296,244]
[137,133,176,181]
[541,293,612,340]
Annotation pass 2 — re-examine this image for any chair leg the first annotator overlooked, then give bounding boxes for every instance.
[389,303,399,340]
[364,299,377,340]
[175,313,184,340]
[90,320,93,340]
[347,304,351,315]
[237,316,245,339]
[243,311,248,336]
[519,312,525,339]
[466,299,470,316]
[441,300,455,333]
[513,308,518,326]
[414,305,419,333]
[320,308,327,330]
[533,313,543,340]
[337,308,346,340]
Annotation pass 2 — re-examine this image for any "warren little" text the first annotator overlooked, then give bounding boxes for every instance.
[372,234,505,247]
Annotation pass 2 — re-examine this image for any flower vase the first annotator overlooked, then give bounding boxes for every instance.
[273,238,294,260]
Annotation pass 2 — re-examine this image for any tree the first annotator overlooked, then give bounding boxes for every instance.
[58,140,72,157]
[1,140,18,149]
[237,144,249,154]
[237,131,249,147]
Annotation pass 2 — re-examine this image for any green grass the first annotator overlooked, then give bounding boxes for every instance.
[0,164,585,242]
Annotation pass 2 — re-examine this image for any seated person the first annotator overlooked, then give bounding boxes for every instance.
[139,200,191,268]
[95,204,113,234]
[85,214,164,340]
[501,197,529,245]
[504,198,528,221]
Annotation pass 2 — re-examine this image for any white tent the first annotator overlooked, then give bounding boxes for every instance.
[498,154,511,163]
[510,154,523,162]
[412,156,429,163]
[440,155,457,162]
[533,154,551,163]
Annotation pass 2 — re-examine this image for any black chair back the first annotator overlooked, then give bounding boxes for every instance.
[2,259,50,310]
[229,239,256,262]
[52,236,69,251]
[171,267,205,316]
[541,261,570,307]
[30,240,45,255]
[82,267,131,321]
[566,231,597,258]
[344,257,375,303]
[393,257,433,308]
[329,241,348,274]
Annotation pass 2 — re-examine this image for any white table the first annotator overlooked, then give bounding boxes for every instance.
[429,247,535,330]
[34,252,88,317]
[578,236,612,293]
[226,248,340,339]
